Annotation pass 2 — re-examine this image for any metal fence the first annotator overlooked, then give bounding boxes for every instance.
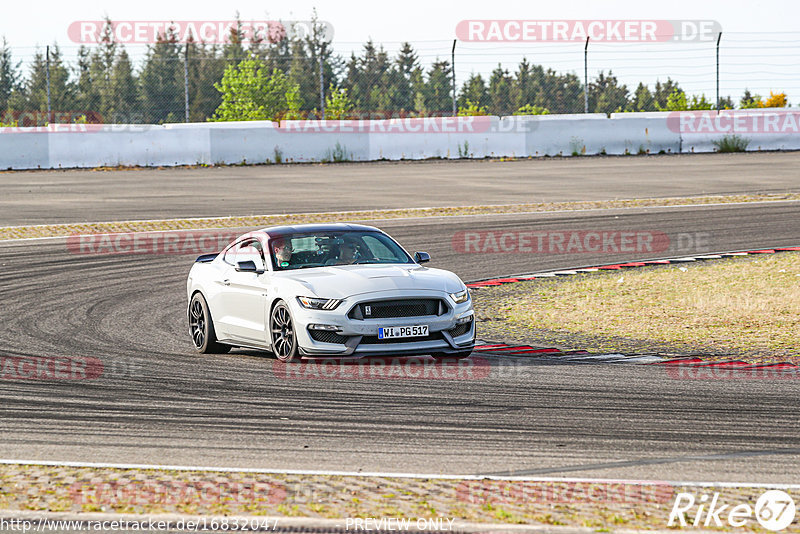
[1,31,799,126]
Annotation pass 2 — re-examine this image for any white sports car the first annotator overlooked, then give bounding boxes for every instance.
[186,223,475,362]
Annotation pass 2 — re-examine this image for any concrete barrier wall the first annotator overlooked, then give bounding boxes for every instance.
[0,110,797,170]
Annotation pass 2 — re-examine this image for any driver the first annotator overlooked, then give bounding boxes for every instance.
[338,239,358,263]
[271,237,295,268]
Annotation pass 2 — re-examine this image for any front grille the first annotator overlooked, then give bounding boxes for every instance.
[348,299,446,320]
[308,330,349,344]
[359,332,443,344]
[448,319,473,338]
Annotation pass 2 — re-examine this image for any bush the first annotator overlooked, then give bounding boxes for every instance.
[458,100,488,116]
[713,134,750,153]
[513,104,550,116]
[740,90,788,109]
[657,89,713,111]
[761,91,788,108]
[324,85,354,119]
[211,59,300,122]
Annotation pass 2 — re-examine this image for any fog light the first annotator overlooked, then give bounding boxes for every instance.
[308,324,340,331]
[456,314,474,325]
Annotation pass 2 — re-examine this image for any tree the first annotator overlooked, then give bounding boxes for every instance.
[656,88,713,111]
[110,49,139,122]
[185,40,225,122]
[0,37,20,113]
[138,29,184,123]
[589,71,629,114]
[324,84,353,119]
[512,58,541,111]
[15,44,75,124]
[424,59,452,114]
[211,59,299,121]
[458,73,488,109]
[740,89,761,109]
[627,83,654,112]
[488,64,513,116]
[657,88,687,111]
[653,78,681,111]
[717,95,734,110]
[393,42,420,113]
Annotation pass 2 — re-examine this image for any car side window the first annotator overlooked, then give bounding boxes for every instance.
[223,239,266,270]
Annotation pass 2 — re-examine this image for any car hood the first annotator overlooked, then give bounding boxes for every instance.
[272,264,465,299]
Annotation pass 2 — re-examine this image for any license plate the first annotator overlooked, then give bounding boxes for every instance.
[378,325,429,339]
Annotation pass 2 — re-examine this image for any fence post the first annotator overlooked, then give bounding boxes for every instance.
[716,32,722,112]
[46,45,52,124]
[184,44,190,123]
[319,53,325,119]
[451,40,457,117]
[583,37,589,113]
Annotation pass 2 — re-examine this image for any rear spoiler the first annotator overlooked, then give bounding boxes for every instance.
[195,253,219,263]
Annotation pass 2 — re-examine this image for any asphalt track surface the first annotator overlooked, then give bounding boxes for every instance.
[2,151,800,225]
[1,200,799,483]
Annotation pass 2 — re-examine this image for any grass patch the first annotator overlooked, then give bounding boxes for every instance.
[497,253,800,358]
[713,134,750,153]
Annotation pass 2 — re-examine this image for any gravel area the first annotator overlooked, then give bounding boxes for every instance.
[0,464,794,530]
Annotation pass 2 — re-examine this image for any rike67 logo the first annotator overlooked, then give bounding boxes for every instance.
[669,490,796,531]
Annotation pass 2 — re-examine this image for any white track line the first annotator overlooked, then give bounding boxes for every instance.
[1,459,799,488]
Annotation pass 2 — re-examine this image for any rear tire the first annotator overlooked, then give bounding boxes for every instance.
[270,301,300,362]
[189,293,231,354]
[431,350,472,361]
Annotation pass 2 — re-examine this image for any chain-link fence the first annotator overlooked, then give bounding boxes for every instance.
[1,28,799,127]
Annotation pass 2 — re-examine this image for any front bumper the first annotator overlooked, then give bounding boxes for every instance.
[289,291,475,358]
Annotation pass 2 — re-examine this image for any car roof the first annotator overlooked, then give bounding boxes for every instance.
[260,223,381,238]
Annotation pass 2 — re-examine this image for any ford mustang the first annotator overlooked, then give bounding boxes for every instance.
[186,223,475,362]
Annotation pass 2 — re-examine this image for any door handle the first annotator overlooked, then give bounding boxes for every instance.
[222,279,230,286]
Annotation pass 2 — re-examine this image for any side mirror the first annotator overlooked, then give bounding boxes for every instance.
[236,260,264,274]
[414,251,431,264]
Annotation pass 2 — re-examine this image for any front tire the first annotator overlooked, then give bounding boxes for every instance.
[270,301,299,362]
[189,293,231,354]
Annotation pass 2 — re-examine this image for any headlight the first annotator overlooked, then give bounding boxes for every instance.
[449,289,470,304]
[297,296,343,310]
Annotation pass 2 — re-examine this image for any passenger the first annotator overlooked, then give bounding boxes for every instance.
[338,239,358,263]
[326,238,360,265]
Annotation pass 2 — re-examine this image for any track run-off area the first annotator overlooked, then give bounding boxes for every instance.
[0,153,799,484]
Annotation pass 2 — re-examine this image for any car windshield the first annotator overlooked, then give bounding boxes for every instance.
[269,231,414,271]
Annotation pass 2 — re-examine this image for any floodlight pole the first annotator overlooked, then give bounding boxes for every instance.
[716,32,722,112]
[451,39,457,117]
[584,37,590,113]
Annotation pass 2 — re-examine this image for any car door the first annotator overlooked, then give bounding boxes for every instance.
[215,238,270,344]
